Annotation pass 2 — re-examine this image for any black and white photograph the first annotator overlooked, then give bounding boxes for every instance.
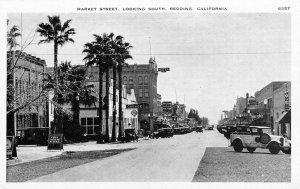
[1,0,299,187]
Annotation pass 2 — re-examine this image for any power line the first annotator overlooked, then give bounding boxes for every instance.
[27,51,290,56]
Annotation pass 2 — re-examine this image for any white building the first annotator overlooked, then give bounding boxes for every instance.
[79,79,139,138]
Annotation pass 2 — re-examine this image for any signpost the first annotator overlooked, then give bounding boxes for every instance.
[158,67,170,72]
[47,134,63,151]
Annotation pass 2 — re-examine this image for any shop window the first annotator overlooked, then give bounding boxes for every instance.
[87,126,94,134]
[81,118,86,126]
[87,117,93,125]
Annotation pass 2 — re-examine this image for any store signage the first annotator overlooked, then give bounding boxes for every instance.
[47,134,63,151]
[284,91,290,111]
[158,67,170,72]
[126,104,139,109]
[131,110,138,116]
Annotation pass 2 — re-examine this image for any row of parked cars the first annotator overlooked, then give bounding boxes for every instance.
[217,124,291,154]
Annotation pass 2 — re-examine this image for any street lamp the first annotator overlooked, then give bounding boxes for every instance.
[264,99,268,126]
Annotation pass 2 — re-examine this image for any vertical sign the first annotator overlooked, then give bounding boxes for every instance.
[47,134,63,151]
[284,90,290,111]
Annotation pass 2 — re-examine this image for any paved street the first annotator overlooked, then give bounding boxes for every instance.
[28,130,227,182]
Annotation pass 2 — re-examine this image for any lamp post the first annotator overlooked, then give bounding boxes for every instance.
[264,99,268,126]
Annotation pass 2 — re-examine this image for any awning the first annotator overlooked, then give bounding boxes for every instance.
[276,110,291,123]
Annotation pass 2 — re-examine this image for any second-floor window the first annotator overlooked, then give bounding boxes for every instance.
[144,76,148,85]
[123,76,127,85]
[139,88,143,97]
[129,76,134,85]
[144,88,149,97]
[138,76,143,85]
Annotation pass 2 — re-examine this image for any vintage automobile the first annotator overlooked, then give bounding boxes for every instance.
[230,126,291,154]
[119,128,139,142]
[153,128,174,138]
[195,126,203,133]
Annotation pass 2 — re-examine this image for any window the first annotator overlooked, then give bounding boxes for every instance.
[144,76,148,85]
[139,88,143,97]
[129,76,134,85]
[138,76,143,85]
[81,117,100,135]
[123,76,127,85]
[144,88,149,97]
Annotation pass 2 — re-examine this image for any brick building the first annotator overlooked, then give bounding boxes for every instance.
[8,51,48,144]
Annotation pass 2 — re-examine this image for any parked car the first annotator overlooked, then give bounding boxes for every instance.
[153,128,174,138]
[230,126,291,154]
[119,128,139,142]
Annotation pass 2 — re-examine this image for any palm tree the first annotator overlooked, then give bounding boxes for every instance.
[83,34,113,143]
[113,36,133,139]
[37,15,75,134]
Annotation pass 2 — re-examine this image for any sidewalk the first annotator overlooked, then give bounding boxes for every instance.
[7,139,147,166]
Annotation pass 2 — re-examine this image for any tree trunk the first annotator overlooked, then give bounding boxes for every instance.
[118,63,123,139]
[97,66,104,143]
[53,40,59,134]
[111,63,117,141]
[72,92,80,142]
[105,66,110,143]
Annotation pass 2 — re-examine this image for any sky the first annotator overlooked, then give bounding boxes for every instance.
[7,13,291,124]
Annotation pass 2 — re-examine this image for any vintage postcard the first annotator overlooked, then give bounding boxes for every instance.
[1,0,298,188]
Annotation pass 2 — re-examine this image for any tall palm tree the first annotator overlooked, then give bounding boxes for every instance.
[83,34,113,143]
[113,36,133,139]
[107,33,117,142]
[37,15,75,134]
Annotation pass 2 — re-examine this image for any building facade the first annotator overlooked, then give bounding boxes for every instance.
[255,82,288,131]
[9,52,48,144]
[122,57,158,131]
[273,82,291,138]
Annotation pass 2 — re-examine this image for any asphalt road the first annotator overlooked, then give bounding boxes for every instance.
[29,129,228,182]
[193,147,291,182]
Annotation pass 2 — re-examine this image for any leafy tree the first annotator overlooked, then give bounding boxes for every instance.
[51,61,97,141]
[188,109,202,124]
[37,15,75,134]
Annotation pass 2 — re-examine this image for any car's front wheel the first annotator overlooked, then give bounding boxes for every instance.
[247,147,256,153]
[269,142,280,154]
[233,140,243,152]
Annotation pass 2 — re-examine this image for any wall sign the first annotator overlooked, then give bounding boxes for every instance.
[131,110,138,116]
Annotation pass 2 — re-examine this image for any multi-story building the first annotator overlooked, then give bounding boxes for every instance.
[85,57,159,131]
[8,51,48,144]
[255,81,289,132]
[122,57,158,131]
[273,82,291,138]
